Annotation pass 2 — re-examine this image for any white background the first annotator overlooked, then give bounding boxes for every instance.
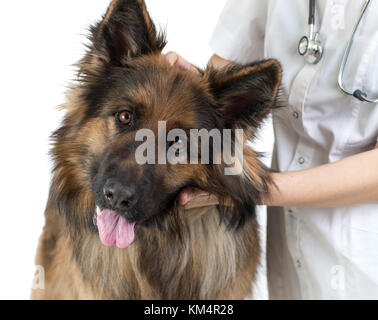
[0,0,273,299]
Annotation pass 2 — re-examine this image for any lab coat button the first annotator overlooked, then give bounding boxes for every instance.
[296,259,301,268]
[298,157,305,165]
[293,111,299,119]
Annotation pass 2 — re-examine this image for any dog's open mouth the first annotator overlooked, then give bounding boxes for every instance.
[96,207,136,249]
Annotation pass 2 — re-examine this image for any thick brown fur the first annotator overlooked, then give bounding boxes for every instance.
[32,0,282,300]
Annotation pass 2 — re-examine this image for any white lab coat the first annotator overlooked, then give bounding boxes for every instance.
[210,0,378,299]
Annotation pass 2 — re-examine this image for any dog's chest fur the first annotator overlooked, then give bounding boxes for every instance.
[33,206,259,300]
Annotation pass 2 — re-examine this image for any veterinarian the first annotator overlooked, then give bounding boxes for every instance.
[167,0,378,299]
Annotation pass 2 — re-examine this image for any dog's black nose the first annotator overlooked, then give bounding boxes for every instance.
[103,179,137,211]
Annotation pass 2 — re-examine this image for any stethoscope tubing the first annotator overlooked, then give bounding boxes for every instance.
[300,0,377,103]
[337,0,378,103]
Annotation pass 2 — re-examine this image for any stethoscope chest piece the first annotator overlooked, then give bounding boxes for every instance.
[297,0,377,102]
[298,32,323,64]
[298,0,323,64]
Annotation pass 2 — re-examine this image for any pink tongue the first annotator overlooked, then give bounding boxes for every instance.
[97,209,136,249]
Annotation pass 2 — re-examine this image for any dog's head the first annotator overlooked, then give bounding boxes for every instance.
[50,0,281,247]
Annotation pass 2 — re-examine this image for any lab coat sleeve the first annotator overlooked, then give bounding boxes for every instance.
[209,0,268,64]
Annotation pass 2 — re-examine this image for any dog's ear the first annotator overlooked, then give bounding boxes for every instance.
[208,59,282,133]
[85,0,165,70]
[205,60,281,229]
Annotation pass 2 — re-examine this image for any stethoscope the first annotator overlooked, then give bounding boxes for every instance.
[298,0,378,103]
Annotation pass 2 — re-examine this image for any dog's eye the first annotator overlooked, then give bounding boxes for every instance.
[116,110,133,125]
[168,137,186,157]
[170,137,185,150]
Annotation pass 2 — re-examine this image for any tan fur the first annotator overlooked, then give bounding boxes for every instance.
[32,204,258,300]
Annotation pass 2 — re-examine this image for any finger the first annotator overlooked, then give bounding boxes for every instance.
[165,52,200,74]
[184,194,220,210]
[178,190,189,206]
[175,58,200,74]
[165,51,179,66]
[178,188,196,205]
[178,187,206,206]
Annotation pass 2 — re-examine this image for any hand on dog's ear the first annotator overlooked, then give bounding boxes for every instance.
[88,0,165,67]
[208,59,282,131]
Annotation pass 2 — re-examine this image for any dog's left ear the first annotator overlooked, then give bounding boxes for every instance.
[86,0,165,69]
[208,59,282,132]
[206,60,281,228]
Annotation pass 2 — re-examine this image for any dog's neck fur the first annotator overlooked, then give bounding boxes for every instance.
[68,205,259,299]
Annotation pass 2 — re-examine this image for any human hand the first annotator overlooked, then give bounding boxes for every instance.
[178,187,220,210]
[165,52,200,74]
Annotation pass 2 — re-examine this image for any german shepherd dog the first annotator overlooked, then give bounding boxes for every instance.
[32,0,281,300]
